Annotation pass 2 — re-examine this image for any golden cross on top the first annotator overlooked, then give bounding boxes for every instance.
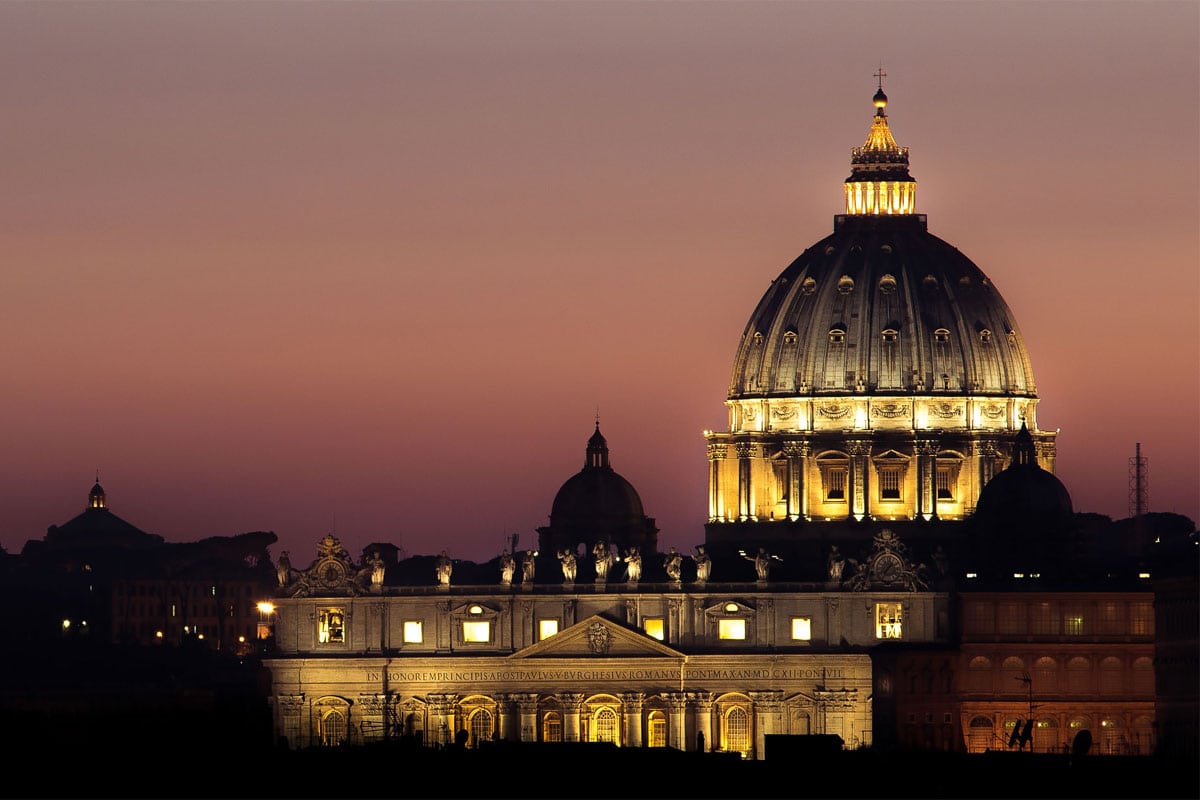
[874,66,887,90]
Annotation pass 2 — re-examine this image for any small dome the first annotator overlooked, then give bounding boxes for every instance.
[873,87,888,109]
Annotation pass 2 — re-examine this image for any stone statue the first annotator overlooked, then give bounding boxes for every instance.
[664,546,683,582]
[521,549,538,584]
[693,545,712,583]
[558,548,577,583]
[499,551,516,586]
[743,547,778,582]
[369,551,386,588]
[276,551,292,588]
[827,546,845,583]
[435,550,453,586]
[593,540,614,581]
[623,547,642,583]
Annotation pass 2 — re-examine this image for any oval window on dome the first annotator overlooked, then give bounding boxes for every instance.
[878,274,897,294]
[934,328,950,344]
[829,328,846,344]
[837,276,855,295]
[801,277,817,295]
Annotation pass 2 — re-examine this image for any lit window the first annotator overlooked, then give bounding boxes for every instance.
[1129,602,1154,635]
[879,468,902,501]
[824,467,847,501]
[723,706,751,756]
[462,621,490,643]
[648,711,667,747]
[829,328,846,344]
[403,621,423,643]
[643,618,665,640]
[542,712,562,743]
[933,328,950,343]
[979,329,992,343]
[881,328,898,343]
[1064,607,1086,636]
[539,619,559,640]
[875,602,902,639]
[718,619,746,640]
[936,467,954,500]
[318,608,345,644]
[791,617,812,641]
[783,330,798,345]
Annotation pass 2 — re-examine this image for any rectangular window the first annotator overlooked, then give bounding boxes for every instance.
[879,469,902,501]
[825,468,847,501]
[1098,602,1123,635]
[462,621,490,643]
[403,621,423,643]
[875,603,902,639]
[1031,602,1057,635]
[997,602,1027,635]
[643,618,665,641]
[791,617,812,641]
[1129,602,1154,635]
[936,467,954,500]
[539,619,559,640]
[1064,606,1086,636]
[718,619,747,640]
[318,608,345,645]
[963,602,994,635]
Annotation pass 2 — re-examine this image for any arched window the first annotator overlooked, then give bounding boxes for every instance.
[967,716,994,753]
[542,711,562,743]
[1099,718,1124,755]
[1001,657,1025,694]
[592,707,619,744]
[1033,719,1057,754]
[648,711,667,748]
[968,656,992,693]
[1033,656,1057,694]
[723,706,751,757]
[1099,657,1123,694]
[320,709,348,747]
[1067,657,1091,694]
[1133,657,1155,695]
[468,708,493,747]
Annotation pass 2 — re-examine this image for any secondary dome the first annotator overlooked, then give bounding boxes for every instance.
[704,82,1059,549]
[537,423,659,558]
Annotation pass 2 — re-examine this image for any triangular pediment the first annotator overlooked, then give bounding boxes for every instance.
[509,615,684,659]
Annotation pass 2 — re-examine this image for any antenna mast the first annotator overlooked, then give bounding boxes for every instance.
[1128,443,1149,517]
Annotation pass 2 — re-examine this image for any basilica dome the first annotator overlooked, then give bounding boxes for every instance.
[704,82,1058,547]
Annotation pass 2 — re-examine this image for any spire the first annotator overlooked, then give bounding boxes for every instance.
[1011,421,1038,467]
[586,420,610,469]
[845,71,917,215]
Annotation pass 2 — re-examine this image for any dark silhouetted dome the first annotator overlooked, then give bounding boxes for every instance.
[538,423,658,557]
[975,424,1073,521]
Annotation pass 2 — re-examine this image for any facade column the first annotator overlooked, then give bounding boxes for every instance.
[782,441,808,521]
[735,442,755,521]
[749,690,784,761]
[707,443,727,522]
[515,693,539,743]
[691,692,714,752]
[666,692,689,750]
[824,597,841,647]
[848,440,870,520]
[621,692,646,748]
[559,692,584,743]
[916,438,938,520]
[426,693,457,748]
[497,695,517,742]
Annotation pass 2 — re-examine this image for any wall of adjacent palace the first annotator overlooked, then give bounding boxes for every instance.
[265,652,874,757]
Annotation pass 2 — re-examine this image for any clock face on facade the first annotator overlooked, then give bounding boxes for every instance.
[320,560,347,587]
[873,553,903,583]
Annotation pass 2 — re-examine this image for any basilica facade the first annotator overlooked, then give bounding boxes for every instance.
[259,83,1159,758]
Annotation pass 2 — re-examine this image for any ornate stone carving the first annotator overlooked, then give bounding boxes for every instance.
[871,403,910,418]
[706,443,728,460]
[277,694,305,717]
[771,405,796,420]
[586,621,612,655]
[929,402,962,418]
[981,404,1005,419]
[818,403,852,419]
[735,442,756,459]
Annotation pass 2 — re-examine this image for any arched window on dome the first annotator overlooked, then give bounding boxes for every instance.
[933,328,950,344]
[783,329,798,346]
[829,327,846,344]
[801,277,817,295]
[879,274,897,293]
[837,275,855,294]
[979,329,992,344]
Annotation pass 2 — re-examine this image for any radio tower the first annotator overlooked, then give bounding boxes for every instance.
[1128,442,1149,518]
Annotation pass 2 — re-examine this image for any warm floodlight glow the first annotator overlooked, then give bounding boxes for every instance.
[155,631,164,639]
[718,619,746,640]
[643,619,664,640]
[791,617,812,641]
[1138,572,1150,579]
[257,602,276,614]
[966,572,978,579]
[61,619,70,630]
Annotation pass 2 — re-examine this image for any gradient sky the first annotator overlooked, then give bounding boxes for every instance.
[2,1,1196,564]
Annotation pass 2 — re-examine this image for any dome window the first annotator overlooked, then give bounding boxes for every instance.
[752,332,764,347]
[801,277,817,295]
[933,328,950,344]
[828,328,846,344]
[837,276,855,294]
[878,274,897,294]
[979,329,992,344]
[783,330,798,346]
[923,275,939,290]
[824,245,836,255]
[880,244,893,253]
[881,328,898,343]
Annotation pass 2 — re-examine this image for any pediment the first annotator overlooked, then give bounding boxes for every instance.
[510,615,684,659]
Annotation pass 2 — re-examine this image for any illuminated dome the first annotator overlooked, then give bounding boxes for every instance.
[537,423,659,558]
[704,81,1058,546]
